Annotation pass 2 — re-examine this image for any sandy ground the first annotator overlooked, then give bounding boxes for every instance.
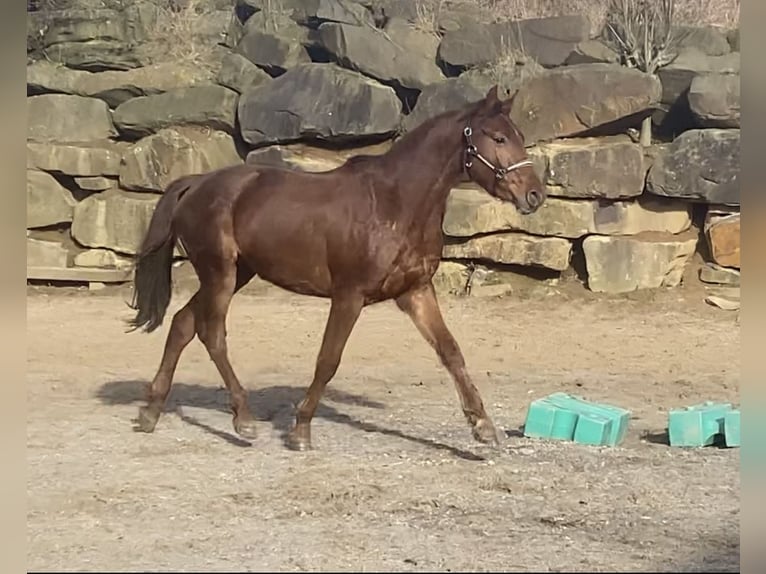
[26,265,740,572]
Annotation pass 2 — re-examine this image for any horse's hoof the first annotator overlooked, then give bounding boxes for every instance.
[472,418,503,447]
[286,429,312,452]
[134,406,159,433]
[234,418,258,441]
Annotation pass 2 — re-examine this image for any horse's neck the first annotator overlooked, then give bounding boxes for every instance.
[380,114,468,217]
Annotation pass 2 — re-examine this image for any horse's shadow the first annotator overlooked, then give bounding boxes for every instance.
[96,379,490,461]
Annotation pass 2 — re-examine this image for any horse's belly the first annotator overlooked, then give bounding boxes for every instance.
[369,252,441,302]
[235,221,333,297]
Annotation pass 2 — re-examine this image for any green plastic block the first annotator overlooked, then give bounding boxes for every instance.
[523,392,631,447]
[724,409,740,447]
[667,402,732,447]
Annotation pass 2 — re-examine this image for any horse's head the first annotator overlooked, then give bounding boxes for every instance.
[462,85,546,215]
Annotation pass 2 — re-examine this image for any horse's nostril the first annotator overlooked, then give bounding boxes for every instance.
[527,189,542,207]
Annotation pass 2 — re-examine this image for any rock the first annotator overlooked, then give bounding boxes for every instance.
[155,8,232,47]
[43,40,146,71]
[436,20,504,71]
[38,2,227,71]
[27,10,47,55]
[120,127,243,193]
[687,73,740,128]
[236,27,311,76]
[582,231,698,293]
[432,261,470,295]
[438,15,591,71]
[319,18,444,92]
[705,292,740,311]
[27,94,117,142]
[40,5,153,70]
[363,0,418,23]
[241,9,309,36]
[705,212,740,268]
[699,262,739,286]
[236,0,374,27]
[238,63,402,146]
[27,61,216,108]
[435,2,494,33]
[404,76,487,132]
[443,187,691,239]
[675,25,732,57]
[112,85,239,138]
[590,198,693,236]
[73,248,133,270]
[514,15,593,67]
[727,28,740,52]
[508,64,662,144]
[432,260,554,297]
[225,12,246,49]
[71,189,160,255]
[443,233,572,271]
[564,40,619,65]
[42,8,131,47]
[296,0,375,27]
[403,58,543,132]
[538,136,645,199]
[646,128,739,205]
[74,176,115,192]
[27,170,77,229]
[245,141,391,171]
[27,238,69,268]
[216,51,272,94]
[26,61,80,94]
[657,50,739,107]
[26,141,125,176]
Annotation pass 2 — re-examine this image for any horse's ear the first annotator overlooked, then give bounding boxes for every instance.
[484,85,500,106]
[499,89,518,114]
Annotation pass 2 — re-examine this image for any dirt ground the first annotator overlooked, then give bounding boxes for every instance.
[26,263,740,572]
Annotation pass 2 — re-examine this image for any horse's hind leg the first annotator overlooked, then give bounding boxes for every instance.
[396,281,502,446]
[135,293,198,433]
[195,261,258,439]
[136,263,254,435]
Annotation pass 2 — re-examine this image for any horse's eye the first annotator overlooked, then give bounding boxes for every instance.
[494,136,506,144]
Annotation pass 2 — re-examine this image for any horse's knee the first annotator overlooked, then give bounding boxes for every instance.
[170,306,196,338]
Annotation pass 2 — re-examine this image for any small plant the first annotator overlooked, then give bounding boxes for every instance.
[485,30,530,89]
[260,0,289,34]
[135,0,221,74]
[604,0,682,146]
[413,0,447,37]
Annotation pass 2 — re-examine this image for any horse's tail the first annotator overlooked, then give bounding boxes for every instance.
[126,176,193,334]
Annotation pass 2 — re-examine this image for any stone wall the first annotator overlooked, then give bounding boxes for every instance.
[26,0,740,295]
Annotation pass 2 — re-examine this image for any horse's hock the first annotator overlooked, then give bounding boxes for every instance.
[26,0,740,295]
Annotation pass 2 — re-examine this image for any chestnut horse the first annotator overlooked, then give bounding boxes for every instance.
[128,85,546,451]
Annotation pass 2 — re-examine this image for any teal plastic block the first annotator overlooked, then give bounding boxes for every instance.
[667,402,732,447]
[724,409,740,447]
[523,399,579,441]
[523,392,631,447]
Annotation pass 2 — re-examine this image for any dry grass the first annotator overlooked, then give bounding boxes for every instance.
[134,0,222,73]
[29,0,226,72]
[258,0,291,33]
[484,31,536,87]
[481,0,739,29]
[414,0,448,36]
[413,0,739,35]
